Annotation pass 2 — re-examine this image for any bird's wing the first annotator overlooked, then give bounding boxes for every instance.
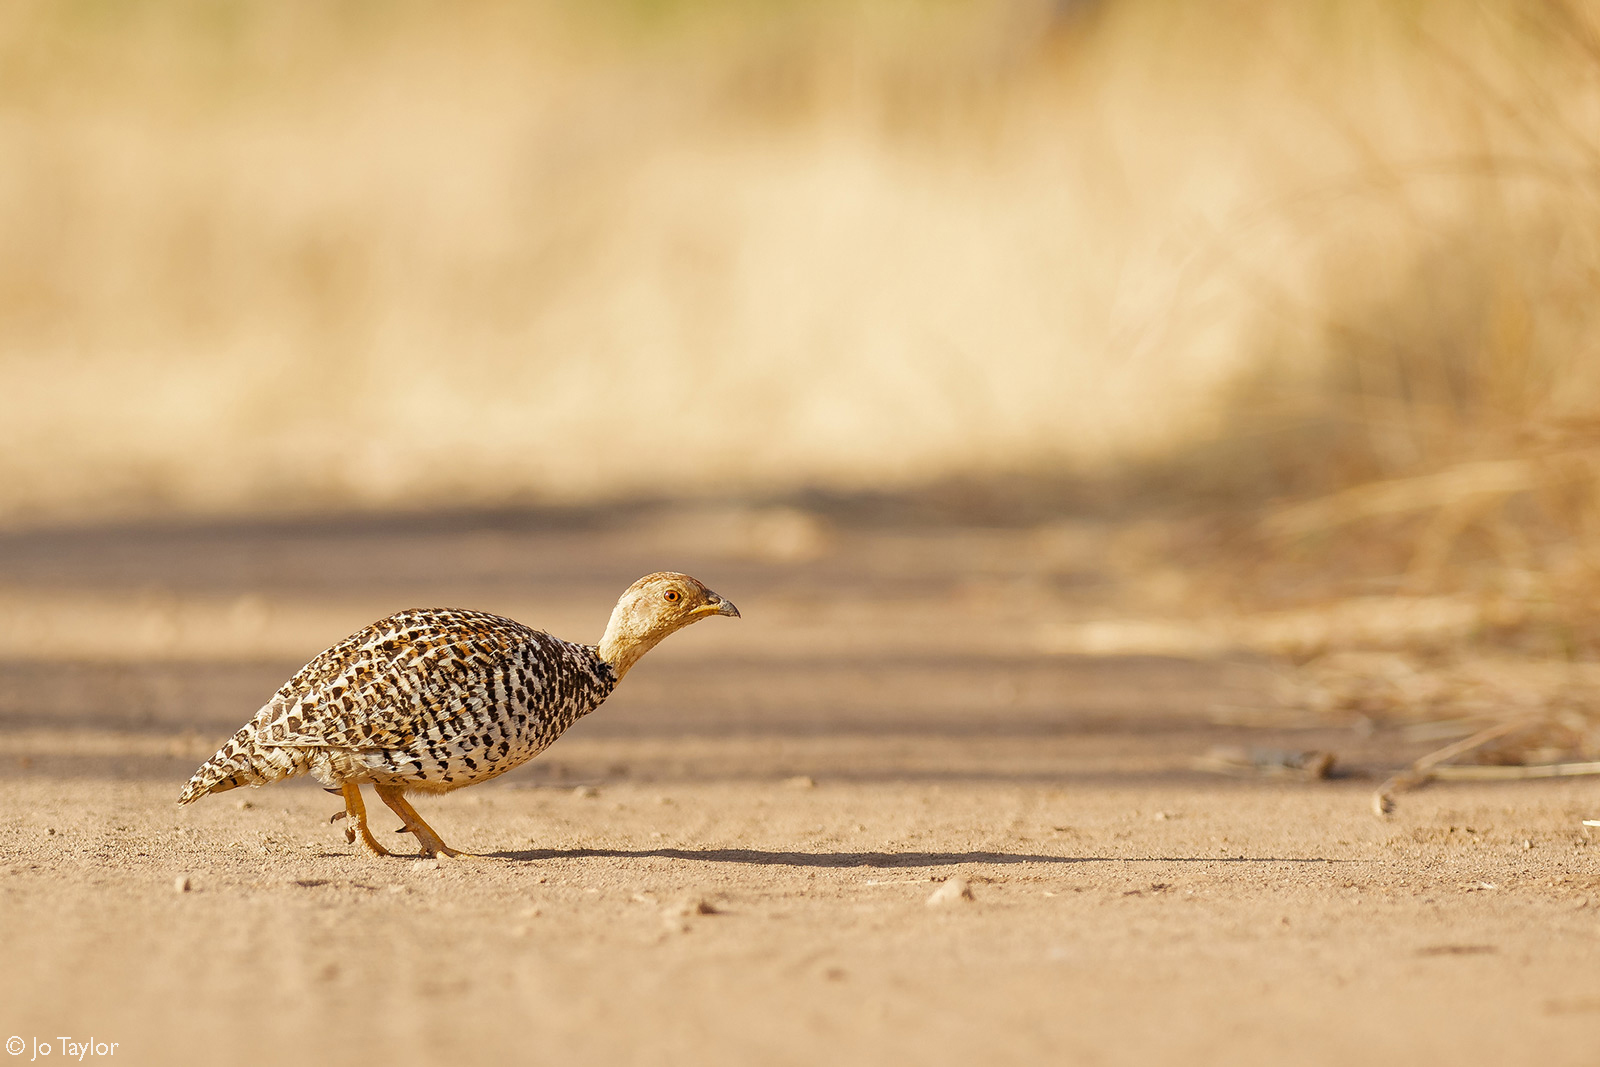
[250,609,535,752]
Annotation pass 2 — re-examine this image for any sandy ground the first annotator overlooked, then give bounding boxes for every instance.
[2,506,1599,1066]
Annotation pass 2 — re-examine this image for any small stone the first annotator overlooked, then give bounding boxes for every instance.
[663,895,720,919]
[236,799,254,810]
[783,775,816,790]
[45,828,56,836]
[174,875,192,893]
[926,876,974,907]
[573,786,599,799]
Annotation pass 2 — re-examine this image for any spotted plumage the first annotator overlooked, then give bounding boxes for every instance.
[179,572,739,857]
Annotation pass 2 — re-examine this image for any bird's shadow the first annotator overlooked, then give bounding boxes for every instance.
[480,847,1345,867]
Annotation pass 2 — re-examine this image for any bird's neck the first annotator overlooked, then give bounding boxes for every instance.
[597,620,667,681]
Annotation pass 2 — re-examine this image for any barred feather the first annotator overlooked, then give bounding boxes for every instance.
[179,608,617,803]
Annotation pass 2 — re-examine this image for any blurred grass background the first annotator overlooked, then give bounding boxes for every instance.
[6,0,1600,684]
[3,0,1591,518]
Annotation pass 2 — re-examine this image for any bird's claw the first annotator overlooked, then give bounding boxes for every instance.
[330,810,347,823]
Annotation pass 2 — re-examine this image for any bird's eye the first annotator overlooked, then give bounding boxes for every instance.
[664,590,681,603]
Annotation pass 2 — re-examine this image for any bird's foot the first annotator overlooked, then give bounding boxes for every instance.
[339,782,392,857]
[414,832,470,859]
[391,826,474,859]
[371,782,472,860]
[352,823,391,856]
[427,846,483,862]
[329,809,357,844]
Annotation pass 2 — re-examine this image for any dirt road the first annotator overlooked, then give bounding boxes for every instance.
[2,507,1597,1065]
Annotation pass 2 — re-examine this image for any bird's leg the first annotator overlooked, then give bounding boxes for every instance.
[340,781,391,857]
[374,783,466,858]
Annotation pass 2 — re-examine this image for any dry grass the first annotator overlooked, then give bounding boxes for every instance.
[0,0,1594,526]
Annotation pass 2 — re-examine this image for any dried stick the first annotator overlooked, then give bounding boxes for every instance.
[1427,762,1600,780]
[1372,719,1530,816]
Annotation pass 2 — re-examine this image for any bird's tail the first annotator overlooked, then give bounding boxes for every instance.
[178,724,287,804]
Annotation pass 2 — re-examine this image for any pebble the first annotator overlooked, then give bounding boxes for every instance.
[659,899,718,935]
[572,786,599,799]
[174,875,192,893]
[663,895,720,919]
[926,876,974,907]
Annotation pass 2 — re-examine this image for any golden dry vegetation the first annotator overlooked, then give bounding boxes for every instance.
[7,0,1600,783]
[0,1,1591,512]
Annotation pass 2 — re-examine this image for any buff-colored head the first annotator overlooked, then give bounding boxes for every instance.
[596,572,739,679]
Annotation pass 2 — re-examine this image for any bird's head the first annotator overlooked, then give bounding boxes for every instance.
[597,572,739,678]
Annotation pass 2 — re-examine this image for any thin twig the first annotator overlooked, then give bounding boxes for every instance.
[1427,761,1600,780]
[1372,719,1530,816]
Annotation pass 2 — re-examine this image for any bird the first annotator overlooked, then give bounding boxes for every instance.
[179,572,739,857]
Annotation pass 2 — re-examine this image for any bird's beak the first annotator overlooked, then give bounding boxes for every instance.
[697,594,740,618]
